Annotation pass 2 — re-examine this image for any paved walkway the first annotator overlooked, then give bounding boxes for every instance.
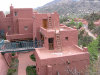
[0,53,8,75]
[18,51,36,75]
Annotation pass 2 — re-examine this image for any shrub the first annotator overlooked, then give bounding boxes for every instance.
[76,22,83,29]
[60,16,68,23]
[78,30,93,47]
[93,26,100,35]
[88,20,95,30]
[30,54,36,61]
[12,53,15,56]
[88,39,99,64]
[26,66,37,75]
[7,68,16,75]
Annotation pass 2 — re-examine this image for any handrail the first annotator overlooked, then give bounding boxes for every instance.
[0,40,43,52]
[0,39,4,48]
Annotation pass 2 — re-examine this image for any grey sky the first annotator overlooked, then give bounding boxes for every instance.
[0,0,54,11]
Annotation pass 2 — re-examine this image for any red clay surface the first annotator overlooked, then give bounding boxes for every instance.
[36,45,88,59]
[0,53,8,75]
[18,51,36,75]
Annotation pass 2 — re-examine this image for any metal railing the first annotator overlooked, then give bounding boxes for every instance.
[0,40,43,52]
[0,39,4,48]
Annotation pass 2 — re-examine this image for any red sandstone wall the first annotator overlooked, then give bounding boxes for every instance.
[4,53,12,66]
[35,50,41,75]
[60,29,78,46]
[18,18,33,34]
[6,33,33,40]
[33,13,60,40]
[12,8,33,18]
[36,53,89,75]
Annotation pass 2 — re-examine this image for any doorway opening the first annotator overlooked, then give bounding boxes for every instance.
[40,33,44,44]
[48,38,54,50]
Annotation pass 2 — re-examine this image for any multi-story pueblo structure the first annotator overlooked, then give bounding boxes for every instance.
[0,5,89,75]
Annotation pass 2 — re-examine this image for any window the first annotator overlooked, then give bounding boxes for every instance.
[65,37,68,40]
[14,12,17,16]
[8,26,11,30]
[24,26,28,30]
[43,19,48,29]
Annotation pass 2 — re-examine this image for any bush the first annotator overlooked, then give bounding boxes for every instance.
[78,30,93,47]
[26,66,37,75]
[12,53,15,56]
[60,16,68,23]
[93,26,100,35]
[88,39,99,64]
[88,20,95,30]
[30,54,36,61]
[7,68,16,75]
[76,22,83,29]
[83,13,100,22]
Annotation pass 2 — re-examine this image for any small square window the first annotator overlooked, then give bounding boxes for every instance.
[8,26,11,30]
[24,26,28,30]
[14,12,17,16]
[65,37,68,40]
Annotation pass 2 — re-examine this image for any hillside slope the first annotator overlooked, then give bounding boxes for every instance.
[36,0,100,16]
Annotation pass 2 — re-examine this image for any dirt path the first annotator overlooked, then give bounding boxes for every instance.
[83,24,96,40]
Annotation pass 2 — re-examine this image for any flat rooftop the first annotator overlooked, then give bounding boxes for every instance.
[35,45,89,60]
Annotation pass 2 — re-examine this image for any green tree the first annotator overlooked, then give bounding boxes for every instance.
[93,26,100,35]
[67,19,76,27]
[78,30,93,47]
[88,39,99,63]
[97,35,100,50]
[83,12,100,22]
[88,20,95,30]
[60,16,68,23]
[76,22,83,29]
[78,35,93,47]
[69,19,76,25]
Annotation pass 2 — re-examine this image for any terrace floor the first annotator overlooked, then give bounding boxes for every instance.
[18,51,36,75]
[0,53,8,75]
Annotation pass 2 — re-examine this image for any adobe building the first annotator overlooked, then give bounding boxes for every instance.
[0,5,89,75]
[94,20,100,26]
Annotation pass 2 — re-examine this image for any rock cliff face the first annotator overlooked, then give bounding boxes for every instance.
[36,0,100,16]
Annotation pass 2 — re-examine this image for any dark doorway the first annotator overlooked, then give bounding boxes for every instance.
[40,33,44,44]
[48,38,54,50]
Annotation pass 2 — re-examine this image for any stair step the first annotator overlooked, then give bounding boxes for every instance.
[57,44,61,46]
[56,33,60,35]
[58,47,61,49]
[56,34,60,36]
[57,45,61,47]
[57,40,61,42]
[48,17,52,28]
[57,47,61,48]
[57,42,61,44]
